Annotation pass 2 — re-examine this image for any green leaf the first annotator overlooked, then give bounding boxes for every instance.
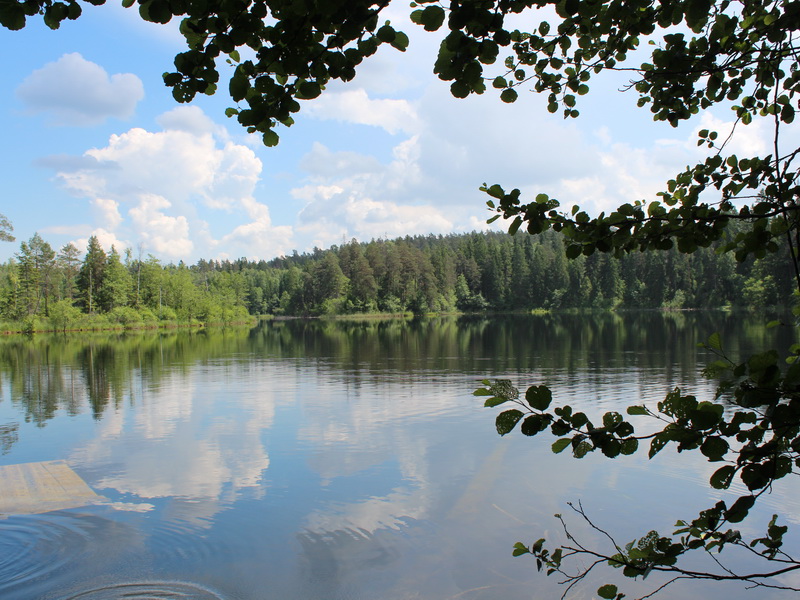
[710,465,735,489]
[700,436,728,461]
[139,0,172,23]
[725,495,755,523]
[649,432,670,458]
[419,5,445,31]
[496,409,524,435]
[296,80,321,100]
[121,0,135,8]
[602,411,623,429]
[493,76,507,89]
[512,542,530,556]
[620,438,638,455]
[525,385,552,410]
[229,68,249,102]
[597,584,618,599]
[391,31,409,51]
[626,405,648,416]
[376,24,396,43]
[705,332,722,351]
[552,438,571,453]
[262,130,279,147]
[573,440,593,458]
[450,80,470,99]
[484,396,508,408]
[521,414,547,436]
[0,2,26,29]
[486,184,504,199]
[500,88,518,103]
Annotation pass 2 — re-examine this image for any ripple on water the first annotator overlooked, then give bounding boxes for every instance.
[148,516,233,563]
[64,582,223,600]
[0,513,96,588]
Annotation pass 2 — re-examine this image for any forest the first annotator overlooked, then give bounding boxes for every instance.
[0,225,792,332]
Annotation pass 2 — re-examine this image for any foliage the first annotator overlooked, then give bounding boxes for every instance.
[449,0,800,595]
[0,213,14,243]
[477,331,800,596]
[5,0,800,594]
[0,229,792,331]
[48,298,82,331]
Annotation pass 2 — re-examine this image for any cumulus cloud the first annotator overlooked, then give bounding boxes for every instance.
[16,53,144,125]
[93,197,123,230]
[72,228,130,255]
[129,194,193,258]
[304,88,422,135]
[292,140,453,248]
[157,105,217,136]
[300,142,384,178]
[290,72,783,249]
[49,107,294,261]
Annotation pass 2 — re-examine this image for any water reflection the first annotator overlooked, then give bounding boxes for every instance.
[0,312,796,600]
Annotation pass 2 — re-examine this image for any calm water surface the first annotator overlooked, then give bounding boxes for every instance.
[0,313,798,600]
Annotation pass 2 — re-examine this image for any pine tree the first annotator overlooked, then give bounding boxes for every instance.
[58,243,81,301]
[99,246,132,312]
[77,236,107,314]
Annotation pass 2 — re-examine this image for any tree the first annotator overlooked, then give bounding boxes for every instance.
[339,239,378,312]
[14,233,55,317]
[77,236,107,314]
[99,246,133,312]
[6,0,800,595]
[48,298,82,332]
[305,251,347,314]
[0,213,13,242]
[15,239,40,317]
[57,242,81,301]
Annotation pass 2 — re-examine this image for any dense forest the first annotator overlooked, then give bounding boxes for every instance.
[0,226,792,331]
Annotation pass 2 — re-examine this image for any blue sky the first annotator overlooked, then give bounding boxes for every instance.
[0,3,780,263]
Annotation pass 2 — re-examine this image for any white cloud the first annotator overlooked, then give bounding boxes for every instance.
[690,111,771,157]
[292,140,453,248]
[92,197,123,229]
[128,193,193,258]
[48,108,295,261]
[300,142,383,178]
[157,105,217,136]
[72,228,130,255]
[16,53,144,125]
[291,78,772,248]
[304,88,422,135]
[219,197,295,260]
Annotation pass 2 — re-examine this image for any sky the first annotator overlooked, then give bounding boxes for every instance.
[0,2,785,264]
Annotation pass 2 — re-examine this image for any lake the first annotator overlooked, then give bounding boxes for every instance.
[0,312,798,600]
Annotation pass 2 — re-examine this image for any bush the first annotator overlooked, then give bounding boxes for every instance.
[157,306,177,322]
[49,299,82,332]
[109,306,143,328]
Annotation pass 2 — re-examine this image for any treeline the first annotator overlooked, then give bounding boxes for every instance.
[0,226,792,330]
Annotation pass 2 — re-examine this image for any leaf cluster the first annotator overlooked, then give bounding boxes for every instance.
[477,328,800,597]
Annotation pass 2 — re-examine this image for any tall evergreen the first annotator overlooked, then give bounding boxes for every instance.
[99,247,133,312]
[77,236,107,314]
